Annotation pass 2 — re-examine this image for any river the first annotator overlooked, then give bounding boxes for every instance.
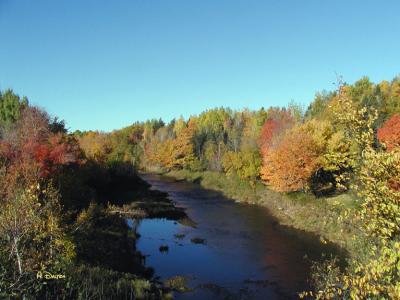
[132,174,342,300]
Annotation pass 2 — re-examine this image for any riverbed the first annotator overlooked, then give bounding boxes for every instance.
[132,174,340,300]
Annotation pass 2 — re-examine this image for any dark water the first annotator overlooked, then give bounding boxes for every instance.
[132,174,343,300]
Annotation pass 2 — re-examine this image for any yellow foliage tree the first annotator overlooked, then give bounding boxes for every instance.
[222,149,262,184]
[171,119,197,170]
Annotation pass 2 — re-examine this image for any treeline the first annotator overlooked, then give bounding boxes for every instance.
[77,76,399,195]
[77,75,400,299]
[0,90,170,299]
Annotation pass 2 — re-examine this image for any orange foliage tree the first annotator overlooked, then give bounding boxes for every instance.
[145,119,198,170]
[260,120,332,193]
[377,113,400,190]
[377,114,400,151]
[261,129,319,192]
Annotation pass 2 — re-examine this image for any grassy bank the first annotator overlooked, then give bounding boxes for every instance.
[165,170,369,260]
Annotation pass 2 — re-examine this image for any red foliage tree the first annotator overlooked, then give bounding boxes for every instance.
[378,114,400,191]
[377,114,400,151]
[258,110,294,156]
[0,141,14,163]
[1,107,81,188]
[33,134,82,177]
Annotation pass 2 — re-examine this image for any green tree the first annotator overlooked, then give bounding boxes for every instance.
[0,89,28,129]
[304,91,336,120]
[226,111,245,153]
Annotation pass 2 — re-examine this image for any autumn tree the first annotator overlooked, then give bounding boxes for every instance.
[260,121,327,192]
[377,114,400,151]
[258,108,294,156]
[142,118,165,143]
[151,139,175,169]
[319,130,354,191]
[78,131,112,163]
[240,108,268,151]
[196,108,230,170]
[171,119,198,170]
[222,149,262,183]
[145,119,199,171]
[173,116,186,137]
[260,116,354,194]
[0,107,81,190]
[226,111,245,152]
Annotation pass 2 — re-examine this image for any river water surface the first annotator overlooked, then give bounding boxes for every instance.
[134,174,340,300]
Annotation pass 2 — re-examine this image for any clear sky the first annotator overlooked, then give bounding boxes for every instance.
[0,0,399,132]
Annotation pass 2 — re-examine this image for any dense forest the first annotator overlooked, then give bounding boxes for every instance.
[1,75,399,299]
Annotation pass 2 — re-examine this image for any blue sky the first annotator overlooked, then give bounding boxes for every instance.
[0,0,399,131]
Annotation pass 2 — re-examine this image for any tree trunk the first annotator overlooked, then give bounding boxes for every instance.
[14,237,22,275]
